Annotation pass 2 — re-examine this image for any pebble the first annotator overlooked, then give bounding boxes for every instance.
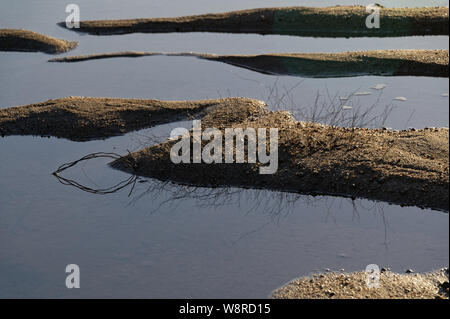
[371,84,387,90]
[394,96,408,101]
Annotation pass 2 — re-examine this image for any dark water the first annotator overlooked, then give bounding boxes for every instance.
[0,125,448,298]
[0,0,448,298]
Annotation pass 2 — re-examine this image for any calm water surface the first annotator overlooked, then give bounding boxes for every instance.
[0,0,448,298]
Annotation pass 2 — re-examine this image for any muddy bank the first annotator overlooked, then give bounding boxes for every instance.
[111,101,449,212]
[58,6,449,37]
[49,51,162,62]
[2,96,448,210]
[271,268,449,299]
[0,29,77,54]
[202,50,449,78]
[49,50,449,78]
[0,96,260,141]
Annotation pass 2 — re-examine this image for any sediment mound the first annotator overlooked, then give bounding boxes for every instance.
[0,96,263,141]
[271,268,449,299]
[58,6,449,37]
[49,50,449,78]
[111,102,449,211]
[0,29,77,54]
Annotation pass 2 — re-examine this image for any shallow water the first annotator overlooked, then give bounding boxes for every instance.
[0,0,449,298]
[1,53,448,129]
[0,125,448,298]
[1,1,449,129]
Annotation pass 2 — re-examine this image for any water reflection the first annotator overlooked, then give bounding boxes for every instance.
[52,150,439,249]
[1,130,447,298]
[53,152,139,194]
[1,0,449,299]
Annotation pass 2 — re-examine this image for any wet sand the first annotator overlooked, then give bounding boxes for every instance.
[0,96,256,141]
[2,96,448,210]
[49,51,162,62]
[49,50,449,78]
[0,29,77,54]
[111,100,449,212]
[58,6,449,37]
[271,268,449,299]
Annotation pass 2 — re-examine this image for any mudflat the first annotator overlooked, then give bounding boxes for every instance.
[49,50,449,78]
[0,96,257,141]
[59,6,449,37]
[271,268,449,299]
[0,29,77,54]
[111,100,449,212]
[2,96,448,211]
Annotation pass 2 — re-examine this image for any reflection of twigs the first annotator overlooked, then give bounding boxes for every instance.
[294,89,395,129]
[403,109,416,130]
[231,221,271,246]
[51,153,398,241]
[128,179,388,221]
[52,152,138,195]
